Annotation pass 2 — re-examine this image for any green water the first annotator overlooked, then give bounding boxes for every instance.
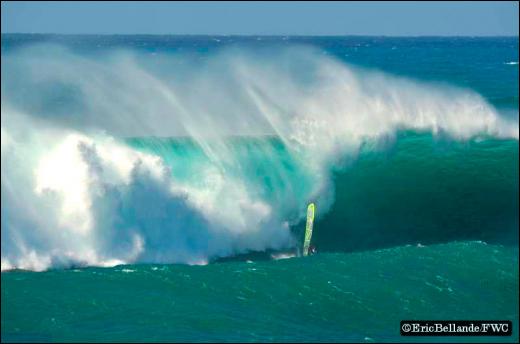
[315,132,519,252]
[2,242,518,342]
[2,35,518,342]
[127,132,519,253]
[2,132,517,343]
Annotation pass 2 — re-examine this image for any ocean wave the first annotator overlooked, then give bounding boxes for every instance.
[1,45,518,271]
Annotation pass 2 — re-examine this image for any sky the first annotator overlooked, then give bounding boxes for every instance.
[1,1,519,36]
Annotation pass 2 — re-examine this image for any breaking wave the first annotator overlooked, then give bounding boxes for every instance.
[1,44,518,271]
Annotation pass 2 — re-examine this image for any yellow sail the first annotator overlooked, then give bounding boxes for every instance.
[302,203,315,256]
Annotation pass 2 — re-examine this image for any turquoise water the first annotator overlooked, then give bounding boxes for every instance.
[1,35,519,342]
[127,132,519,253]
[316,132,519,252]
[2,242,518,342]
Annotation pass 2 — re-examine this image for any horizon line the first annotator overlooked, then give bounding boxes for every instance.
[2,32,519,38]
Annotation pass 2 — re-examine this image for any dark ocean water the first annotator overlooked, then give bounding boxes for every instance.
[1,35,518,342]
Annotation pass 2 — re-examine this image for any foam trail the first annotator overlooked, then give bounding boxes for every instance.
[1,44,518,271]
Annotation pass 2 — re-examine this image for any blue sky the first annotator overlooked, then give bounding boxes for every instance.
[1,1,518,36]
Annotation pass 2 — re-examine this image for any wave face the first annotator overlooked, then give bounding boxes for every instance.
[1,36,518,271]
[314,132,519,252]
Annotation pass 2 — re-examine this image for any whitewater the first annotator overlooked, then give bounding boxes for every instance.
[1,38,518,271]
